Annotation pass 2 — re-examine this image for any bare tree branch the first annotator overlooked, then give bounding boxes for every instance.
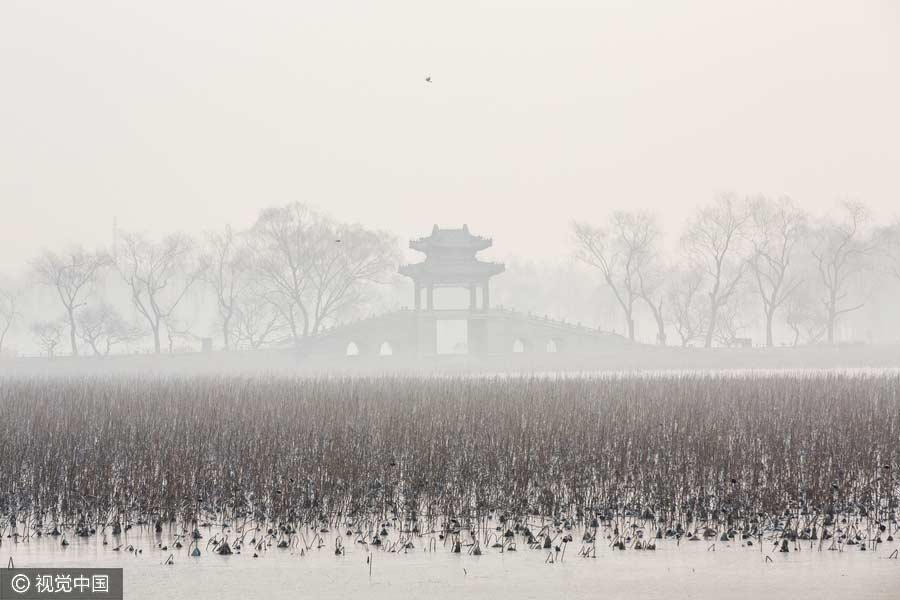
[0,286,21,355]
[666,266,706,347]
[76,302,144,356]
[32,247,111,356]
[250,203,398,343]
[747,196,808,347]
[30,318,65,357]
[681,194,751,347]
[116,231,206,353]
[808,201,879,344]
[574,211,660,341]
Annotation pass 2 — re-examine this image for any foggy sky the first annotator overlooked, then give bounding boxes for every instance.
[2,0,899,272]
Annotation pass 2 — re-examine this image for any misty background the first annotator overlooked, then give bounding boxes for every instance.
[2,1,899,356]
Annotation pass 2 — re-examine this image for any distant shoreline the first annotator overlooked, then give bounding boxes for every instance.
[3,343,900,376]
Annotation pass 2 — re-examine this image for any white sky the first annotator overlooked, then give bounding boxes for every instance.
[1,0,898,272]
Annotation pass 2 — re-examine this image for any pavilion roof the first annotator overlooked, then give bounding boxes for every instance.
[409,224,493,253]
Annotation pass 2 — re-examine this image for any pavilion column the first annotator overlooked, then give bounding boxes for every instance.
[469,284,477,310]
[482,280,490,311]
[414,282,421,311]
[426,285,434,310]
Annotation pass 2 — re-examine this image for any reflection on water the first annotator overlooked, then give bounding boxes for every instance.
[4,526,897,600]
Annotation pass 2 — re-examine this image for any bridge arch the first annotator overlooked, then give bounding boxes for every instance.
[512,338,532,353]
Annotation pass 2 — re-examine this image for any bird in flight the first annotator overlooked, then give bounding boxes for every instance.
[425,76,432,83]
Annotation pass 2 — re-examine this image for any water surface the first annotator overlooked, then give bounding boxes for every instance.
[5,529,897,599]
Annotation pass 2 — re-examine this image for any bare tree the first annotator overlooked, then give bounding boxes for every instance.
[250,203,397,343]
[635,259,668,345]
[574,211,660,341]
[809,201,878,344]
[30,319,65,357]
[682,194,751,347]
[307,221,397,334]
[666,266,706,347]
[250,203,316,345]
[32,247,111,356]
[0,286,20,355]
[232,292,290,349]
[162,316,201,353]
[748,196,808,347]
[712,292,754,347]
[784,286,827,346]
[76,302,144,356]
[117,232,207,353]
[203,225,250,350]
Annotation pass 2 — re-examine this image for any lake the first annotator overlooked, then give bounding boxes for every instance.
[4,527,897,599]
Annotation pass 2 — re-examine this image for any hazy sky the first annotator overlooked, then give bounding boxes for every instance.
[2,0,898,272]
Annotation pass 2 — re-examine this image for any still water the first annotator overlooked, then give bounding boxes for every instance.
[4,528,897,599]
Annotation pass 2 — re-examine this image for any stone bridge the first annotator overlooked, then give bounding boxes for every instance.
[298,225,629,363]
[299,307,628,360]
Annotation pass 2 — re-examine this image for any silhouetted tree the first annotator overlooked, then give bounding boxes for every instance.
[682,194,751,347]
[712,292,754,347]
[809,201,878,344]
[250,203,397,343]
[32,247,111,356]
[574,211,660,341]
[162,316,200,354]
[76,302,143,356]
[748,196,808,347]
[232,293,290,349]
[203,225,251,350]
[30,319,65,357]
[250,203,316,344]
[0,286,19,355]
[307,220,397,334]
[784,285,827,346]
[635,256,668,345]
[116,232,207,353]
[666,266,706,347]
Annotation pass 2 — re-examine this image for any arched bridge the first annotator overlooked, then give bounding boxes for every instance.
[299,307,628,360]
[299,225,629,364]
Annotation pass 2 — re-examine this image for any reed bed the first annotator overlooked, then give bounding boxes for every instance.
[0,373,897,537]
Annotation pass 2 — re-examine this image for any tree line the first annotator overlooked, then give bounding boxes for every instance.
[2,196,900,357]
[0,203,397,357]
[574,195,900,348]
